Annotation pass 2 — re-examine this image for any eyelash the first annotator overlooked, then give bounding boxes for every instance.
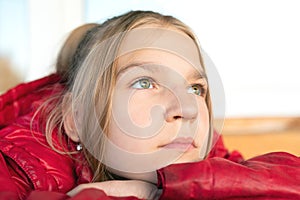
[131,77,156,89]
[131,77,207,97]
[187,84,207,97]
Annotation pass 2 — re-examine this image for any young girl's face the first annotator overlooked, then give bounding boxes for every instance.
[104,27,210,175]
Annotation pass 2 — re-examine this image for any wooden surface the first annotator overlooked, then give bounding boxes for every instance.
[219,117,300,159]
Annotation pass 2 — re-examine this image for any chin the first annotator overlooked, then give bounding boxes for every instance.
[172,153,202,164]
[172,158,201,164]
[107,167,158,184]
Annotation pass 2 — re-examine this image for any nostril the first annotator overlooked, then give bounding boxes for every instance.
[174,116,182,120]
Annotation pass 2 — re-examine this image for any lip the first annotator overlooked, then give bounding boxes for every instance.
[160,137,196,150]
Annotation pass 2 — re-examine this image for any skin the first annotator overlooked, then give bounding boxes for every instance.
[66,26,210,198]
[109,49,209,164]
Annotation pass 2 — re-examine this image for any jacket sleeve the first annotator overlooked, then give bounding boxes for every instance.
[2,156,141,200]
[157,152,300,199]
[0,151,32,200]
[207,134,244,163]
[27,189,140,200]
[0,154,19,200]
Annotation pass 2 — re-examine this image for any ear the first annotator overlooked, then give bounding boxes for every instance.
[62,93,80,142]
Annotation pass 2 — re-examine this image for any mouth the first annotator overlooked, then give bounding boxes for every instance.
[159,137,197,151]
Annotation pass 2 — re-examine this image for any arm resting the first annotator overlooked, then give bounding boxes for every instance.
[158,152,300,199]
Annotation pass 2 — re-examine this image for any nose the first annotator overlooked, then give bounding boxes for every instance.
[164,88,198,122]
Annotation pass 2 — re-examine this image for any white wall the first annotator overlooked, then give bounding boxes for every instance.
[85,0,300,117]
[26,0,84,80]
[1,0,300,117]
[0,0,29,77]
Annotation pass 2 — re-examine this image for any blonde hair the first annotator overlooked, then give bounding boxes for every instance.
[44,10,213,182]
[32,23,98,155]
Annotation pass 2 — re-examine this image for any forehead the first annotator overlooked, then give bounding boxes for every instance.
[116,27,204,76]
[117,49,204,80]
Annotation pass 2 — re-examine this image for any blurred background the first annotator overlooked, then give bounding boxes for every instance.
[0,0,299,158]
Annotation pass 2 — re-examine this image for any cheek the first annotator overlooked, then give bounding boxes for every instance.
[111,89,162,135]
[109,89,167,151]
[108,120,140,151]
[128,93,160,128]
[194,100,210,147]
[199,100,209,127]
[108,119,161,153]
[108,93,162,152]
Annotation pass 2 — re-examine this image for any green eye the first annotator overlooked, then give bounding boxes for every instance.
[132,78,154,89]
[188,84,204,96]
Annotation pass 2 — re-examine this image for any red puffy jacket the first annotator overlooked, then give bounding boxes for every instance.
[0,74,299,200]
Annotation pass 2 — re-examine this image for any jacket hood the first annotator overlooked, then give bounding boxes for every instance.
[0,74,61,128]
[0,74,92,197]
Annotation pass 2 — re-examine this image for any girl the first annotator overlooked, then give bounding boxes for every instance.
[0,11,300,200]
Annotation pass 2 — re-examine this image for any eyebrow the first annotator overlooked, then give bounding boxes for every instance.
[117,61,207,80]
[117,62,162,77]
[187,70,207,81]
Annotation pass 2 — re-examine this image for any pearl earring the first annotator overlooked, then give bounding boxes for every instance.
[76,143,83,151]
